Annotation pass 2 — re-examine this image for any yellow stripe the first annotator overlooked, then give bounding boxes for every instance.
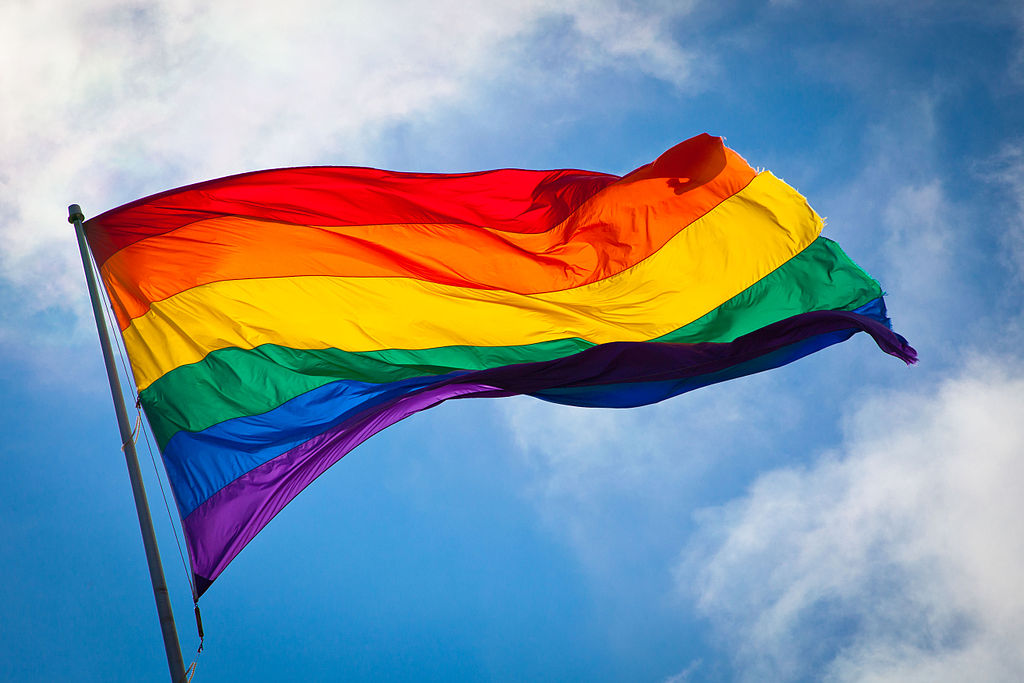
[124,172,821,391]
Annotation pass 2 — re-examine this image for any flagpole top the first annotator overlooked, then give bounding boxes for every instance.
[68,204,84,224]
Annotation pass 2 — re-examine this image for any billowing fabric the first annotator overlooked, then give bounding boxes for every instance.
[84,134,916,596]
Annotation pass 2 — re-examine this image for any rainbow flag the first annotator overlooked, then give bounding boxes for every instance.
[84,134,915,595]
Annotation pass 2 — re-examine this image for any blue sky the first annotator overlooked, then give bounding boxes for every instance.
[3,1,1023,681]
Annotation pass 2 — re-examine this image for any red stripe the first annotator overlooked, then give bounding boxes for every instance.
[84,133,736,266]
[85,168,617,266]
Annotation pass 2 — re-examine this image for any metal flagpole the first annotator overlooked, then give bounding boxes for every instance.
[69,204,188,683]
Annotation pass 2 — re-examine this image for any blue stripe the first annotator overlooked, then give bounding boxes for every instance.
[164,370,468,517]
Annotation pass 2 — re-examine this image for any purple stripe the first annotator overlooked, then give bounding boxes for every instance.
[184,381,506,591]
[472,309,915,393]
[185,308,915,593]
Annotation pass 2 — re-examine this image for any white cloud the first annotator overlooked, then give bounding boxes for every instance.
[678,355,1024,682]
[0,0,696,343]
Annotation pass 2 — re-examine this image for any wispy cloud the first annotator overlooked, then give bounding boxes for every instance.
[663,658,702,682]
[678,355,1024,682]
[804,92,1000,367]
[498,371,810,579]
[977,142,1024,282]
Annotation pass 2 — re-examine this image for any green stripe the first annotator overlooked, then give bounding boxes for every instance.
[140,237,881,447]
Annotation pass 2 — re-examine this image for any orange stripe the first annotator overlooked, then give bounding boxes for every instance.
[101,149,754,329]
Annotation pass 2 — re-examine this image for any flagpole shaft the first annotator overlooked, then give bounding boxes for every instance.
[69,204,187,683]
